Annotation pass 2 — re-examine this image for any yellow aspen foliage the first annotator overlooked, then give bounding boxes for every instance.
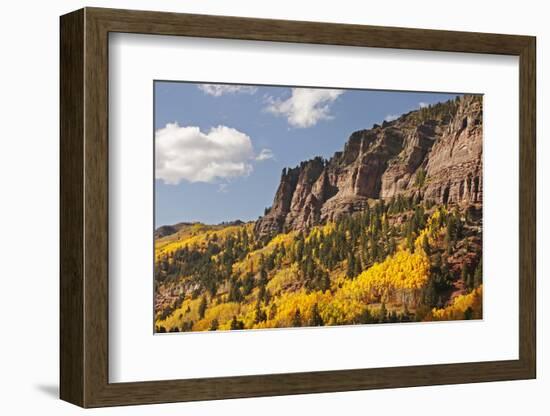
[305,223,335,243]
[414,208,447,251]
[257,289,332,328]
[155,223,254,261]
[429,286,483,321]
[156,297,203,331]
[231,230,296,276]
[192,302,244,331]
[324,249,430,324]
[266,264,300,295]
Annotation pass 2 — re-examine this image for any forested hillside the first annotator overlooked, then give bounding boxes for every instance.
[155,197,482,332]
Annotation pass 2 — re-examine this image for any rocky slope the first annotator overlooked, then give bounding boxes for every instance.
[255,95,482,238]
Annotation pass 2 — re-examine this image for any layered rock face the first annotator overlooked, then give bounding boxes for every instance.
[255,95,482,238]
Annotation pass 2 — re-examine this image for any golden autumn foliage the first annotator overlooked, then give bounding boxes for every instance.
[157,248,431,331]
[154,200,483,333]
[232,230,296,276]
[323,249,430,324]
[155,222,254,261]
[266,264,301,295]
[414,208,447,251]
[429,285,483,321]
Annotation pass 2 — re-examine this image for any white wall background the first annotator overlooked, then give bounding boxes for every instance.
[0,0,546,414]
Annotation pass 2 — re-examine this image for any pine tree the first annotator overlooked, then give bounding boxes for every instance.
[258,283,266,303]
[388,237,397,255]
[309,303,324,326]
[268,303,277,320]
[445,222,454,255]
[407,233,415,253]
[320,271,331,292]
[254,300,266,324]
[198,296,207,319]
[422,234,430,255]
[230,315,244,330]
[260,265,268,285]
[423,279,438,307]
[462,265,473,290]
[466,273,474,290]
[346,253,357,279]
[292,308,302,327]
[209,319,219,331]
[473,258,483,288]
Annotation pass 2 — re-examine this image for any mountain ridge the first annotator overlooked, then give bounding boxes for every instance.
[255,94,482,239]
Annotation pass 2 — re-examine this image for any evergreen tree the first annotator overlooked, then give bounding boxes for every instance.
[254,300,267,324]
[258,282,266,303]
[268,303,277,320]
[423,279,438,307]
[388,237,397,255]
[309,303,324,326]
[346,253,356,279]
[473,258,483,288]
[292,308,302,327]
[445,221,454,255]
[230,315,244,330]
[407,233,415,253]
[466,273,474,291]
[422,234,430,255]
[260,265,268,285]
[209,319,219,331]
[320,271,331,292]
[198,296,207,319]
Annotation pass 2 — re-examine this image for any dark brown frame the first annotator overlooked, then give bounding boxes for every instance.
[60,7,536,408]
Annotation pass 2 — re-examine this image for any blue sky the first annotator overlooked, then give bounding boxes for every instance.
[155,82,459,227]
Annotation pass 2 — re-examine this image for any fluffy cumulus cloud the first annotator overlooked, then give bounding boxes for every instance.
[384,114,399,122]
[419,102,429,108]
[198,84,258,97]
[266,88,343,128]
[155,123,260,185]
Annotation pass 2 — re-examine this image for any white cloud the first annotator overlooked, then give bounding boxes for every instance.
[155,123,255,185]
[198,84,258,97]
[384,114,399,122]
[266,88,343,128]
[255,148,274,161]
[419,102,429,108]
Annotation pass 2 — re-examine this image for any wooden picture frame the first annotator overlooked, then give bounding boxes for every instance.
[60,7,536,408]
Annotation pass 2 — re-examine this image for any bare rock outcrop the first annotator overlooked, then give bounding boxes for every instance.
[254,95,483,239]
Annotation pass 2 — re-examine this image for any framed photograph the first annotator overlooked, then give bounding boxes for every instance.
[60,7,536,407]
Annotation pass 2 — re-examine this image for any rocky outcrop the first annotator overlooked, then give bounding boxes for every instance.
[254,95,483,238]
[423,95,483,205]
